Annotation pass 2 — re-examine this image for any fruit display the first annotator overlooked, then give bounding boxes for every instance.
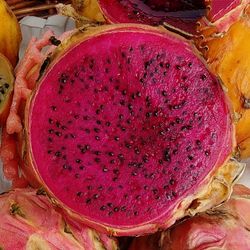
[0,0,250,249]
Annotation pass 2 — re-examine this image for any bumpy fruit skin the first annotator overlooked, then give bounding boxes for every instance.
[197,7,250,158]
[129,184,250,250]
[19,24,243,236]
[72,0,105,23]
[0,188,118,250]
[0,53,14,123]
[0,0,21,66]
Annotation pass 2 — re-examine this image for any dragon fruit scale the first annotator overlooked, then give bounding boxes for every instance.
[197,3,250,158]
[0,188,118,250]
[129,184,250,250]
[6,24,244,236]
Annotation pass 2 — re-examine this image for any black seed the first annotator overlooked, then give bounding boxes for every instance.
[132,171,137,176]
[166,63,170,68]
[103,166,108,172]
[162,90,167,96]
[118,154,124,160]
[201,74,207,80]
[128,104,133,110]
[205,150,210,156]
[173,149,178,155]
[55,151,61,157]
[94,151,101,155]
[134,211,138,216]
[98,186,103,191]
[105,121,111,127]
[144,185,149,190]
[100,205,106,211]
[51,105,56,111]
[55,131,62,137]
[121,206,126,211]
[126,143,132,149]
[95,136,100,141]
[76,191,82,197]
[107,202,113,207]
[48,118,53,124]
[114,207,119,212]
[108,211,113,216]
[164,148,171,162]
[119,114,124,119]
[96,120,101,125]
[76,159,82,163]
[188,155,194,160]
[48,129,54,134]
[114,136,120,141]
[86,198,91,204]
[169,179,175,185]
[94,128,100,133]
[196,140,201,146]
[93,194,99,199]
[108,152,114,156]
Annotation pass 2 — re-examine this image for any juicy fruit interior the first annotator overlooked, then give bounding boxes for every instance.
[29,28,232,228]
[99,0,206,33]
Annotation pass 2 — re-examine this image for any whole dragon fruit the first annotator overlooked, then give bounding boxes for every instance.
[197,2,250,158]
[0,188,118,249]
[6,24,244,236]
[129,184,250,249]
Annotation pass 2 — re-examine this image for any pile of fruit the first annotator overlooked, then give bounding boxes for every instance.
[0,0,250,249]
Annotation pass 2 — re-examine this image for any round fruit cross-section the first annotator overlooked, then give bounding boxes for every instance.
[27,25,233,235]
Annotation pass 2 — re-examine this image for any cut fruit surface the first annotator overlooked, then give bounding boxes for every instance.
[25,24,234,235]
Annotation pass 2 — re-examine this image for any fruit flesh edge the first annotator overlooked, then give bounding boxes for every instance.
[24,24,237,235]
[129,183,250,250]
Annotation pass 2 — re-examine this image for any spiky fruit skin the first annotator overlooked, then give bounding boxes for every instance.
[198,8,250,158]
[15,24,241,236]
[0,53,14,124]
[0,188,118,250]
[129,184,250,250]
[0,0,21,67]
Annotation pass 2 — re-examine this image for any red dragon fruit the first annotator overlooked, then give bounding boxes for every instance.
[129,184,250,250]
[6,24,244,236]
[70,0,207,35]
[0,188,118,249]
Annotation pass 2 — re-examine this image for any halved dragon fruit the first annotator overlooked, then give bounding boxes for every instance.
[8,24,244,236]
[0,188,118,249]
[71,0,207,34]
[129,184,250,249]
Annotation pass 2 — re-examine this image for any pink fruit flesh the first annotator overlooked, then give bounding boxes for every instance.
[98,0,206,34]
[28,27,232,232]
[208,0,242,22]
